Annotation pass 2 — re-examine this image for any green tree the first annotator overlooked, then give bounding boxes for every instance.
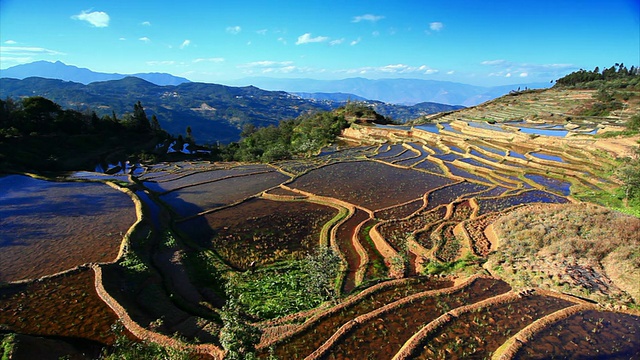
[219,295,262,360]
[302,246,343,302]
[151,114,162,132]
[618,147,640,202]
[101,322,194,360]
[130,101,151,132]
[186,125,192,139]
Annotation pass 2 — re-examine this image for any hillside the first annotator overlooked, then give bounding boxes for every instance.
[0,77,333,144]
[1,71,639,359]
[0,77,465,143]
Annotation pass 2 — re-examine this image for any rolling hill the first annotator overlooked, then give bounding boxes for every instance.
[0,77,463,143]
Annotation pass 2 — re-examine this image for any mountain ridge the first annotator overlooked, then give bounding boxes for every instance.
[227,76,551,106]
[0,60,191,86]
[0,77,461,144]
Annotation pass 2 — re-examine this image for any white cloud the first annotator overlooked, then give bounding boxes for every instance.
[296,33,329,45]
[72,10,110,28]
[256,29,268,35]
[278,37,287,45]
[193,57,225,63]
[0,46,64,56]
[0,46,65,66]
[147,60,176,66]
[352,14,384,23]
[483,59,576,79]
[429,22,444,31]
[119,37,127,41]
[372,31,380,37]
[243,60,294,68]
[481,59,511,66]
[141,21,151,26]
[447,70,455,75]
[341,63,439,76]
[350,38,361,46]
[239,60,310,75]
[180,39,191,49]
[139,37,151,43]
[226,26,241,34]
[4,40,17,45]
[330,38,345,46]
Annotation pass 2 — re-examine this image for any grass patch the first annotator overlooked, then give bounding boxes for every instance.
[226,261,327,320]
[1,333,16,360]
[362,223,388,280]
[423,253,484,276]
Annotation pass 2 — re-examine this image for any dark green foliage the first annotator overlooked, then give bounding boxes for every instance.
[581,88,625,116]
[627,114,640,131]
[302,246,343,303]
[555,63,640,89]
[232,108,349,162]
[618,147,640,202]
[0,97,169,172]
[100,323,195,360]
[219,296,262,360]
[226,262,327,319]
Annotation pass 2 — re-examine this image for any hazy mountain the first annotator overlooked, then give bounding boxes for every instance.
[0,61,190,86]
[0,76,465,143]
[0,77,331,143]
[228,77,551,106]
[293,92,368,102]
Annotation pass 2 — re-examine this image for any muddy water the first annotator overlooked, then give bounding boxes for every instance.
[515,309,640,360]
[289,161,454,211]
[0,268,119,344]
[267,277,453,360]
[176,198,338,269]
[0,175,136,282]
[335,208,370,294]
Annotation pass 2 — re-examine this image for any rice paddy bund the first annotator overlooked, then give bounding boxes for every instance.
[2,89,640,359]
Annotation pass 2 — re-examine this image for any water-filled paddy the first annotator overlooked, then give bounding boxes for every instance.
[0,269,117,344]
[159,171,290,218]
[530,152,566,163]
[514,309,640,360]
[516,126,569,137]
[414,123,440,134]
[476,190,568,216]
[143,164,274,193]
[289,161,454,210]
[176,198,338,269]
[0,175,136,282]
[0,268,119,344]
[524,174,572,196]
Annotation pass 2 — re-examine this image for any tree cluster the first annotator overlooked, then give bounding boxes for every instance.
[0,97,165,138]
[219,107,350,162]
[555,63,639,88]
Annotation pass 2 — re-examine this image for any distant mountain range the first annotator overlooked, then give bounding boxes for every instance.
[2,61,551,107]
[0,61,191,86]
[0,77,463,143]
[227,77,551,106]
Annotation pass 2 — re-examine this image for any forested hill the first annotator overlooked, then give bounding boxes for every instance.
[0,77,463,144]
[0,77,332,144]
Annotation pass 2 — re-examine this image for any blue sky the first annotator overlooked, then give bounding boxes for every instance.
[1,0,638,86]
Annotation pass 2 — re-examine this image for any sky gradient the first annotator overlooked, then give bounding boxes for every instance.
[1,0,639,86]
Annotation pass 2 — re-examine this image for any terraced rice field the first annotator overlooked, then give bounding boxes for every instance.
[0,175,137,282]
[2,90,638,360]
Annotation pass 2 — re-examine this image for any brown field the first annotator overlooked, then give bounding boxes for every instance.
[176,198,338,269]
[0,175,136,282]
